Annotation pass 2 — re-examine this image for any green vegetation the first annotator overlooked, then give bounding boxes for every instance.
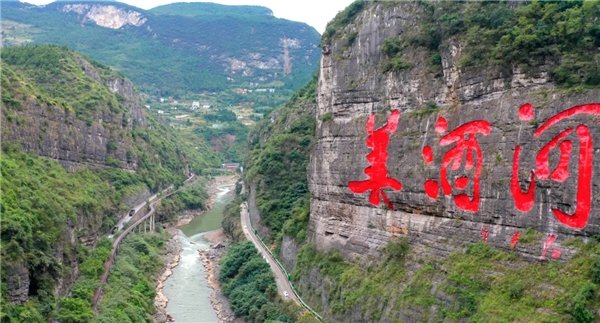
[322,0,365,45]
[411,101,440,118]
[381,38,404,57]
[380,38,412,73]
[96,233,168,322]
[48,233,169,322]
[0,146,175,321]
[194,111,249,163]
[219,80,318,322]
[0,147,117,321]
[222,196,245,243]
[345,31,358,47]
[406,0,600,87]
[2,45,123,122]
[52,239,112,323]
[238,1,600,322]
[2,1,320,96]
[1,45,221,191]
[443,241,600,322]
[150,2,272,18]
[0,146,187,322]
[292,239,411,319]
[156,180,209,224]
[134,115,220,190]
[382,56,412,73]
[219,242,297,322]
[293,239,600,322]
[320,112,333,122]
[1,45,216,321]
[245,78,317,244]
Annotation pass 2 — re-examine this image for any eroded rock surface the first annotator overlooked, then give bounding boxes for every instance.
[308,2,600,263]
[62,4,146,29]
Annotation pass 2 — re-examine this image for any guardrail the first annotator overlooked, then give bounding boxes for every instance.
[245,211,323,321]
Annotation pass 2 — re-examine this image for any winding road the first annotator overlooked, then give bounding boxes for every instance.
[92,174,195,311]
[107,189,164,239]
[240,202,300,305]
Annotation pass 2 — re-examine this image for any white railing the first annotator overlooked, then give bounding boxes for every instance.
[245,216,323,321]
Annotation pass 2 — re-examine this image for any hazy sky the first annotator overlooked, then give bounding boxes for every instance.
[20,0,356,33]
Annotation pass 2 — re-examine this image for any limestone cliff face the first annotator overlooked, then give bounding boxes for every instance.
[2,55,147,171]
[62,4,147,29]
[308,2,600,262]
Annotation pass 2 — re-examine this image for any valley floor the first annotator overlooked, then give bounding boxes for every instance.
[156,175,238,322]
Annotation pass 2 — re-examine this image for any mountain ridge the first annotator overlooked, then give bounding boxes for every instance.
[1,0,321,96]
[150,2,274,17]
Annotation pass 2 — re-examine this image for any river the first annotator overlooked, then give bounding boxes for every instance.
[162,179,235,322]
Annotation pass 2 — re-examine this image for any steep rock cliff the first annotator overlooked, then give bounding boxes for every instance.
[237,2,600,321]
[243,79,317,269]
[2,50,145,171]
[62,3,147,29]
[309,0,600,263]
[1,45,218,184]
[283,2,600,321]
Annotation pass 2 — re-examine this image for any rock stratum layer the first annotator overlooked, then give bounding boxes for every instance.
[1,45,217,177]
[308,1,600,262]
[2,58,145,171]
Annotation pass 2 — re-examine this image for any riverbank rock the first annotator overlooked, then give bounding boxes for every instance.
[154,232,181,322]
[198,247,242,323]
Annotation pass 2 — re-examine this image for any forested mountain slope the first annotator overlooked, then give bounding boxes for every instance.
[1,1,320,96]
[0,45,217,321]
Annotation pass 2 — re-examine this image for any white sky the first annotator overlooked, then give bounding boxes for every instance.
[19,0,356,33]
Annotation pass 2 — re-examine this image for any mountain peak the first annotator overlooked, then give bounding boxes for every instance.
[150,2,273,18]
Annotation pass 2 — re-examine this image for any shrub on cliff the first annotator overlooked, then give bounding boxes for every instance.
[219,241,296,322]
[244,78,316,245]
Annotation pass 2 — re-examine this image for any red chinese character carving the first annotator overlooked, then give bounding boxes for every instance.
[540,234,561,260]
[512,103,600,230]
[480,226,489,242]
[510,231,520,249]
[423,118,492,213]
[349,110,402,209]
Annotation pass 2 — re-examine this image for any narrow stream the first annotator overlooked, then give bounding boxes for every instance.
[162,182,235,322]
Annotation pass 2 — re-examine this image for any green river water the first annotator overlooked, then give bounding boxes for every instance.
[162,180,235,322]
[180,185,234,236]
